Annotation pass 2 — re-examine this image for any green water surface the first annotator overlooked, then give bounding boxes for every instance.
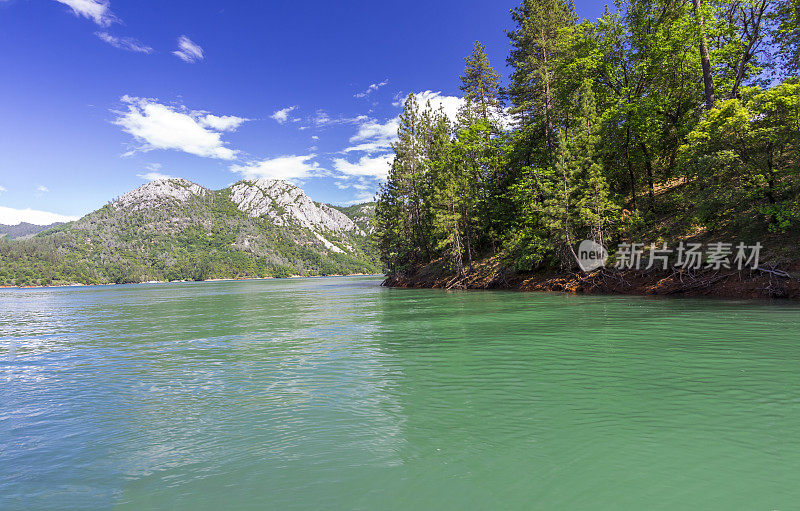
[1,277,799,510]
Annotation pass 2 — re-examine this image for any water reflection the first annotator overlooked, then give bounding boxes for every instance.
[1,279,799,510]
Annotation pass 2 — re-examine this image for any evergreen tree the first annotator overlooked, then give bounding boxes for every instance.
[373,0,800,280]
[376,94,424,271]
[507,0,576,151]
[459,41,502,126]
[571,80,616,249]
[430,145,469,279]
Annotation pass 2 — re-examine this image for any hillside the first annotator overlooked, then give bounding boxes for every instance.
[331,203,376,234]
[373,2,800,301]
[0,222,63,240]
[0,178,379,287]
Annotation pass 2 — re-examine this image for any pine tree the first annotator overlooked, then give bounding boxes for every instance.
[459,41,501,126]
[455,42,505,254]
[376,94,425,271]
[572,80,615,249]
[394,94,430,260]
[507,0,576,150]
[535,79,615,269]
[430,147,467,280]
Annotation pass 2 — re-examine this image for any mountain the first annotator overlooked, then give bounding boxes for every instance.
[331,203,376,234]
[0,222,64,239]
[0,178,379,287]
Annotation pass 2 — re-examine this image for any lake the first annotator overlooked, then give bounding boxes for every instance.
[1,277,799,510]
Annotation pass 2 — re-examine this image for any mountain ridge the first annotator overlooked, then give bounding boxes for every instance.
[0,178,379,287]
[0,222,64,240]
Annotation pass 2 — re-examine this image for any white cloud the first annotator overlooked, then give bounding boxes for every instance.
[54,0,116,26]
[114,96,245,160]
[334,179,377,205]
[138,171,172,181]
[332,153,394,180]
[0,206,78,226]
[136,164,172,181]
[407,90,515,130]
[231,154,323,181]
[271,106,296,124]
[333,92,463,181]
[342,91,462,156]
[349,118,399,143]
[199,114,247,131]
[344,117,399,154]
[173,36,204,63]
[309,110,368,128]
[335,178,371,191]
[390,91,463,122]
[0,186,6,195]
[354,79,389,98]
[341,191,376,206]
[412,90,463,124]
[343,140,393,154]
[94,32,152,53]
[37,186,50,193]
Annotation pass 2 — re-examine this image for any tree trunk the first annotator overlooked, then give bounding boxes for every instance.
[728,1,767,99]
[625,125,638,210]
[451,201,465,278]
[464,212,474,272]
[639,143,656,209]
[693,0,716,110]
[541,28,555,151]
[765,144,778,226]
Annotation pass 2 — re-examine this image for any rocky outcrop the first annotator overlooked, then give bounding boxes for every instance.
[343,203,376,234]
[229,179,362,234]
[113,179,208,211]
[108,177,369,256]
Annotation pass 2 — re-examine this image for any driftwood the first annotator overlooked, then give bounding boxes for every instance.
[754,264,791,279]
[385,257,798,300]
[577,263,796,297]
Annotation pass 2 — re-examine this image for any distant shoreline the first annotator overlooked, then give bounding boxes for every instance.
[0,273,384,290]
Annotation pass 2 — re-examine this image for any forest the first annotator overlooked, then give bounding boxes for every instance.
[0,192,379,287]
[375,0,800,281]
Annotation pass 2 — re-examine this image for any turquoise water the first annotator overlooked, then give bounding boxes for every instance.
[1,277,799,510]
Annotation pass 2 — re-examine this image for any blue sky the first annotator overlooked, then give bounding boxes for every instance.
[0,0,607,224]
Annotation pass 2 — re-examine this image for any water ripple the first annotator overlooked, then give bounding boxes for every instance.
[1,279,799,510]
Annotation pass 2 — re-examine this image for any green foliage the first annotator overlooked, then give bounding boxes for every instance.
[460,41,502,125]
[374,0,800,277]
[0,190,380,287]
[773,0,800,75]
[679,82,800,232]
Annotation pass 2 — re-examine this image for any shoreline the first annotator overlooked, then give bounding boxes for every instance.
[0,273,383,290]
[381,257,800,301]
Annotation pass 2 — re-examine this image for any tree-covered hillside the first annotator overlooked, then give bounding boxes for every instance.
[0,222,63,240]
[376,0,800,280]
[0,180,379,287]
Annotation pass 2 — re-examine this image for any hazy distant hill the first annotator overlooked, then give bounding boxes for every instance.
[0,222,63,239]
[0,178,378,286]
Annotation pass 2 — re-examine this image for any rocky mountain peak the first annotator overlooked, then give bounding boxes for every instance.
[112,178,208,211]
[229,178,361,234]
